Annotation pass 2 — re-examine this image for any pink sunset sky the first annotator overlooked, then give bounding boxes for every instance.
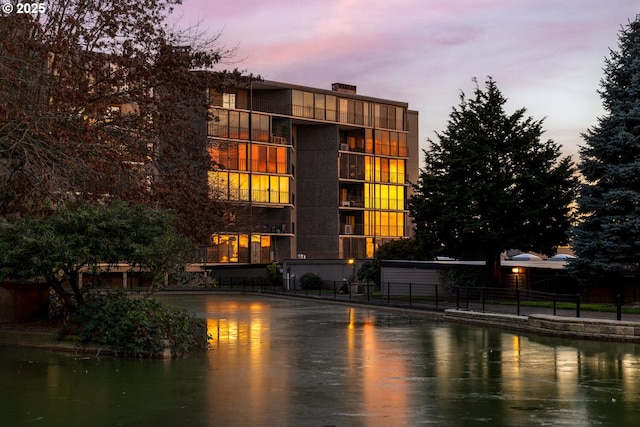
[172,0,638,162]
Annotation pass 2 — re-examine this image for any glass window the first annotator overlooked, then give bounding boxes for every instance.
[251,175,267,202]
[365,129,373,154]
[386,106,395,129]
[390,132,399,156]
[268,147,277,173]
[381,131,390,155]
[270,175,279,202]
[379,158,389,182]
[326,95,337,121]
[380,185,389,209]
[228,111,240,139]
[228,172,239,200]
[395,106,404,131]
[399,133,407,157]
[223,93,236,109]
[339,98,348,123]
[354,101,364,125]
[209,109,228,138]
[279,176,289,203]
[239,112,249,140]
[292,90,303,117]
[389,159,398,183]
[239,173,249,200]
[238,143,248,171]
[366,238,374,258]
[389,185,397,210]
[208,171,227,199]
[303,92,314,118]
[314,94,325,120]
[363,101,370,127]
[291,90,316,118]
[251,145,268,172]
[397,159,405,183]
[365,156,373,181]
[277,147,287,174]
[252,113,269,142]
[376,104,390,129]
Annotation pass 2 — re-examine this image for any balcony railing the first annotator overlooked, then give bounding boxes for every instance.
[339,198,365,208]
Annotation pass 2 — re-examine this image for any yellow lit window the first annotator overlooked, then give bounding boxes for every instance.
[365,156,373,181]
[228,173,239,200]
[279,176,289,203]
[389,185,397,210]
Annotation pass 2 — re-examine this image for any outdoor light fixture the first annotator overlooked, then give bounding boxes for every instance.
[512,267,520,274]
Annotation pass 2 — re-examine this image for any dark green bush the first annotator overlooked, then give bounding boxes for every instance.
[265,262,282,286]
[71,293,209,358]
[300,272,323,290]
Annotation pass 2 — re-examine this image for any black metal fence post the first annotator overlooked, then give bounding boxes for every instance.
[553,294,557,316]
[456,286,460,310]
[482,287,486,313]
[435,284,439,308]
[516,288,520,316]
[576,294,581,318]
[616,294,622,321]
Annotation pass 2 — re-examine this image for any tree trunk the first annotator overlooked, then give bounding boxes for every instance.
[67,272,84,307]
[49,279,77,313]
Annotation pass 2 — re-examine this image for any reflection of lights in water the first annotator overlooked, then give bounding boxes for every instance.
[348,307,355,330]
[203,299,282,426]
[205,301,268,345]
[344,307,408,426]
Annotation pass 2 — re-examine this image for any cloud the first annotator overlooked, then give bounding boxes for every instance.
[173,0,639,158]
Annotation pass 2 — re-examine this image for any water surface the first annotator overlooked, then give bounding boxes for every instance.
[1,294,639,426]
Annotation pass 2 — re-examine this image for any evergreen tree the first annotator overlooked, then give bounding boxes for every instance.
[570,16,640,285]
[410,78,577,286]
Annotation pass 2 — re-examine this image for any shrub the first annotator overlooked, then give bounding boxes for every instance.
[300,272,323,290]
[71,292,209,358]
[265,262,282,286]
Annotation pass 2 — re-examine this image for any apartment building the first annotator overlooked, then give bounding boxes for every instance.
[205,79,419,264]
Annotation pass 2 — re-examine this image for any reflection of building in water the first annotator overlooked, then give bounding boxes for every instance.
[345,307,410,426]
[204,300,289,426]
[426,326,640,425]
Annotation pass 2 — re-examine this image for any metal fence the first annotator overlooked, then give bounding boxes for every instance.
[193,277,640,323]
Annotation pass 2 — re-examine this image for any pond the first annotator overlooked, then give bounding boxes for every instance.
[1,294,640,426]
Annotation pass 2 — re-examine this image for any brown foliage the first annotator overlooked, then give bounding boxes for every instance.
[0,0,257,243]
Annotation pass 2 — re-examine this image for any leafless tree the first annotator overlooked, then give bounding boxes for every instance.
[0,0,254,243]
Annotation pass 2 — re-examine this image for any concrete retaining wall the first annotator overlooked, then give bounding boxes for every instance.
[444,309,640,342]
[528,314,640,340]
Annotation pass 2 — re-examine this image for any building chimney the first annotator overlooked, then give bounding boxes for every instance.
[331,83,357,94]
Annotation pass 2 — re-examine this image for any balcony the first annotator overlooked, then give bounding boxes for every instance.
[340,223,363,235]
[339,198,364,208]
[257,222,291,235]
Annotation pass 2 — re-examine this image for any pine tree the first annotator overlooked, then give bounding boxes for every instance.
[570,16,640,285]
[410,78,578,286]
